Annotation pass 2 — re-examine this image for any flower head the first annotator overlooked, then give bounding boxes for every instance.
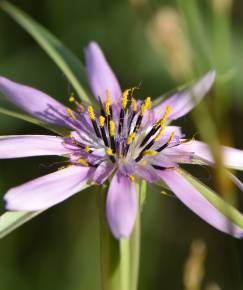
[0,41,243,239]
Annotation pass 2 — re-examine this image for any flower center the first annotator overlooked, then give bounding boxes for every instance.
[65,89,178,168]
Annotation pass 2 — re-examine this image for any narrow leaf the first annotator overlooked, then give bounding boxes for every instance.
[0,1,93,104]
[0,211,43,239]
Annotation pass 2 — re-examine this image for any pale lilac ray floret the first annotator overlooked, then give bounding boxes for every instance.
[0,41,243,239]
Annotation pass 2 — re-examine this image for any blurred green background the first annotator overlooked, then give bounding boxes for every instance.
[0,0,243,289]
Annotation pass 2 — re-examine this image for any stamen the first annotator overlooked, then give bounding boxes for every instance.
[141,97,152,116]
[99,116,109,146]
[87,106,96,121]
[66,108,76,120]
[69,94,85,112]
[129,175,135,182]
[87,106,101,138]
[156,105,172,127]
[106,148,113,155]
[131,97,152,135]
[109,120,116,152]
[118,108,125,134]
[166,131,175,145]
[85,145,91,153]
[122,89,129,109]
[131,98,137,112]
[109,120,116,137]
[140,105,172,148]
[99,116,106,128]
[127,132,136,145]
[140,127,159,147]
[156,131,175,152]
[153,124,166,142]
[135,138,158,162]
[143,150,158,156]
[77,159,89,166]
[105,90,112,116]
[69,94,76,103]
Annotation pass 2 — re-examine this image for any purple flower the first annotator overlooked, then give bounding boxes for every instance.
[0,41,243,239]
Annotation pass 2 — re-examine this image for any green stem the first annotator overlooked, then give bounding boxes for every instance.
[98,182,142,290]
[98,185,120,290]
[129,205,141,290]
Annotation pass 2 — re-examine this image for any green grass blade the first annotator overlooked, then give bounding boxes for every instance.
[0,211,43,239]
[0,1,92,104]
[0,107,69,135]
[0,184,92,239]
[176,0,212,73]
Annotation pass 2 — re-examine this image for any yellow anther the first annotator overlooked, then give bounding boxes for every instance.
[129,175,135,182]
[106,148,113,156]
[143,150,158,156]
[156,105,172,127]
[66,108,76,120]
[145,97,152,109]
[166,131,175,145]
[109,120,116,137]
[127,132,136,145]
[87,105,96,120]
[69,95,75,102]
[77,159,89,166]
[105,90,112,116]
[122,89,129,109]
[141,97,152,115]
[85,145,91,153]
[153,124,166,141]
[99,116,106,128]
[131,98,137,112]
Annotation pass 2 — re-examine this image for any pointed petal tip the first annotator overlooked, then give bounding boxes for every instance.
[204,70,216,86]
[159,169,243,239]
[0,75,70,126]
[3,166,91,211]
[84,41,101,52]
[84,41,122,103]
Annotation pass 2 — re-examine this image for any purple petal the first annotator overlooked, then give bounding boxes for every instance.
[0,76,70,126]
[106,173,138,239]
[159,169,243,238]
[92,161,114,184]
[4,166,92,211]
[135,164,160,183]
[0,135,71,158]
[152,71,215,122]
[178,140,243,170]
[84,42,122,103]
